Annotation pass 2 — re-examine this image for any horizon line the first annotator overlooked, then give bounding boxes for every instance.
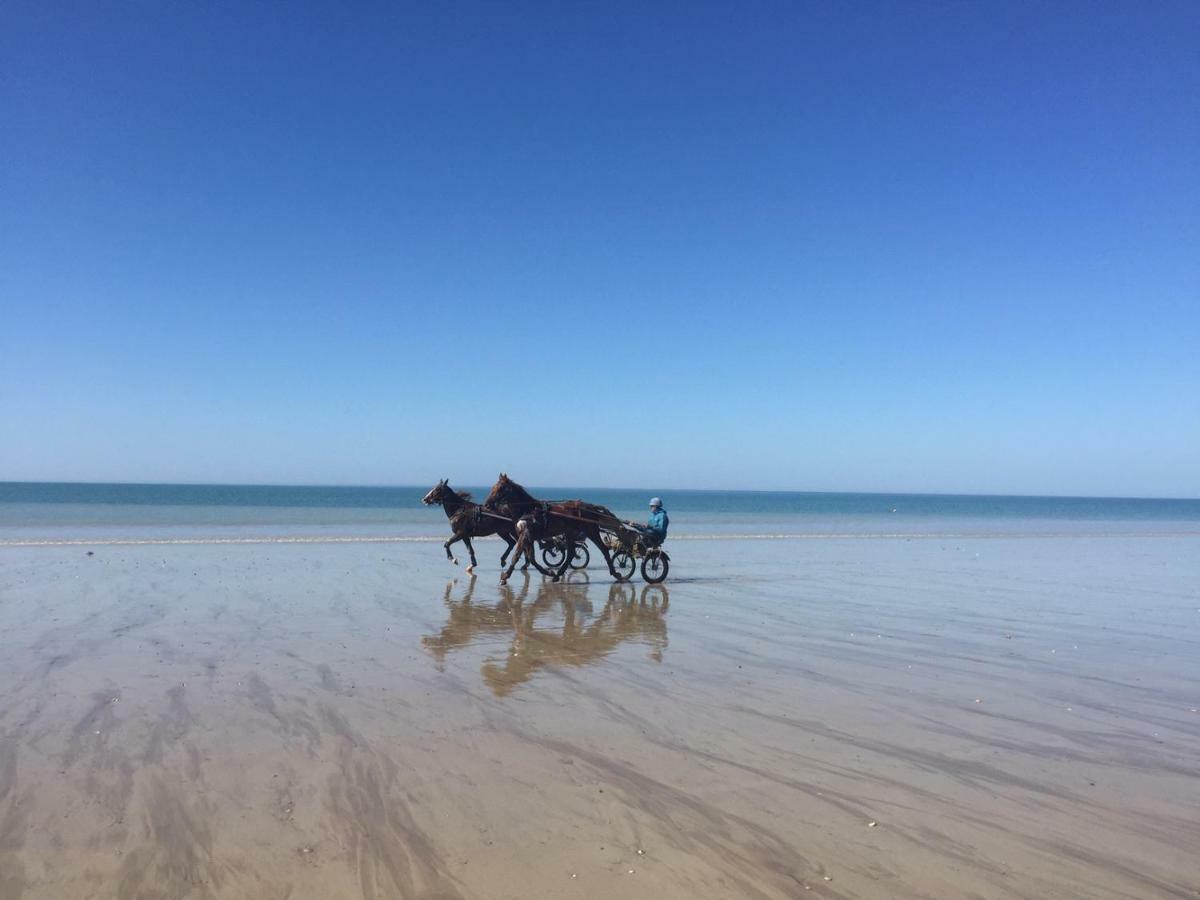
[1,479,1197,503]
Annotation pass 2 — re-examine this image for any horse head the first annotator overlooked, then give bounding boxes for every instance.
[484,473,513,509]
[421,479,450,506]
[488,473,539,510]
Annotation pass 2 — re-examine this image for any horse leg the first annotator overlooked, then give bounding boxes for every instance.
[523,532,541,574]
[552,529,575,582]
[515,535,550,576]
[444,532,464,565]
[528,551,551,576]
[501,521,529,585]
[586,526,625,581]
[463,536,478,573]
[519,527,551,576]
[518,528,541,578]
[499,531,516,567]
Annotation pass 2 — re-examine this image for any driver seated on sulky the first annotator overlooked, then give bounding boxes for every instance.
[646,497,668,539]
[643,497,669,544]
[623,497,669,547]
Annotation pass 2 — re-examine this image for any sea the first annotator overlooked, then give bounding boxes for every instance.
[1,482,1197,545]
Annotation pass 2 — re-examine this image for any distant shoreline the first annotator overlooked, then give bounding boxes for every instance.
[2,480,1200,508]
[1,480,1196,502]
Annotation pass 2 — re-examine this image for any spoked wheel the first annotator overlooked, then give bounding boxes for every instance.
[641,551,669,584]
[570,542,590,569]
[611,549,635,582]
[541,541,566,570]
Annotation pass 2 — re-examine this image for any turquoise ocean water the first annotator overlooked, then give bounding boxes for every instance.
[1,482,1197,544]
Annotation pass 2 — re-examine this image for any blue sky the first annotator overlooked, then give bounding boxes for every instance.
[2,2,1197,496]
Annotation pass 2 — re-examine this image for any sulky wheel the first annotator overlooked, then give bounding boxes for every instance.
[611,549,635,582]
[541,540,566,570]
[570,542,590,569]
[641,552,669,584]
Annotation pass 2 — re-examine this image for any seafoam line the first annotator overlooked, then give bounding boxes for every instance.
[0,535,446,547]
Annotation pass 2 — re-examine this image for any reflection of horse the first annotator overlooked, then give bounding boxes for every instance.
[421,479,525,573]
[421,576,510,667]
[421,575,669,696]
[483,473,626,584]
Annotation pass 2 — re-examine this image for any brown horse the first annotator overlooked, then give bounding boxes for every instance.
[483,473,628,584]
[421,479,523,573]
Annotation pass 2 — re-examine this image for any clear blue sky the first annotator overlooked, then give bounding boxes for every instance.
[2,2,1197,496]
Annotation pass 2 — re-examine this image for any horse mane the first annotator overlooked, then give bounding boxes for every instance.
[501,477,537,504]
[485,474,538,508]
[455,490,472,501]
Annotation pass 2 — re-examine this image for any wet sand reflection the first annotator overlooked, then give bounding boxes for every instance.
[423,576,669,695]
[2,538,1198,898]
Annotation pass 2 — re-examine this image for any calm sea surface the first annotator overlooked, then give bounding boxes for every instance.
[1,482,1197,543]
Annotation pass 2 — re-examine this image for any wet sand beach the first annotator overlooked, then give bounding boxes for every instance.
[1,535,1198,899]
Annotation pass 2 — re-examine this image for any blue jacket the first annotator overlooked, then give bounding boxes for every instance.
[647,506,669,538]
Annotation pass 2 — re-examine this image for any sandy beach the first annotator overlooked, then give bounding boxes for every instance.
[1,534,1198,899]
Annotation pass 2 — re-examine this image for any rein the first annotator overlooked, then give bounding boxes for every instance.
[475,508,516,523]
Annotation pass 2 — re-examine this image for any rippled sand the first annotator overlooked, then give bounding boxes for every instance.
[1,536,1198,899]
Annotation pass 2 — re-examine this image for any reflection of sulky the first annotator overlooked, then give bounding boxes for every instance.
[421,575,669,696]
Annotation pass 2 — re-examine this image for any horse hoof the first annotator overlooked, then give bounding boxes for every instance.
[466,565,475,574]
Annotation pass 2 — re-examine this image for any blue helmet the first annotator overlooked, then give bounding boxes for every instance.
[649,497,662,508]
